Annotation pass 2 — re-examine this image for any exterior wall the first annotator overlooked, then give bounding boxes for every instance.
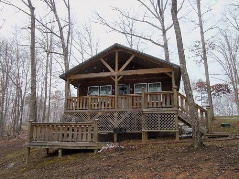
[77,74,172,96]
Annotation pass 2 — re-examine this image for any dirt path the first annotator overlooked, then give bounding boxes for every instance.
[0,135,239,179]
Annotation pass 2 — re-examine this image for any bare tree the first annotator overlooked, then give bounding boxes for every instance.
[23,0,37,122]
[194,0,214,118]
[212,30,239,114]
[43,0,71,72]
[74,22,100,63]
[96,0,184,61]
[171,0,203,148]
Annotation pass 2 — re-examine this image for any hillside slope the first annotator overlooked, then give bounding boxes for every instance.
[0,134,239,179]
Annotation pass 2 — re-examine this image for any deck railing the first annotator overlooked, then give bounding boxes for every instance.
[66,91,175,110]
[118,94,142,109]
[144,92,174,108]
[27,120,98,143]
[178,92,207,126]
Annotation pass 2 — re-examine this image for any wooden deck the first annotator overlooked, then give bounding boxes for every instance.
[26,92,212,163]
[26,120,102,163]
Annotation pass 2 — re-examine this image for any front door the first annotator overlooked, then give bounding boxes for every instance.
[118,84,130,95]
[118,84,130,109]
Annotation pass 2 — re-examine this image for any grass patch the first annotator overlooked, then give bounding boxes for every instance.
[5,148,37,160]
[212,118,239,134]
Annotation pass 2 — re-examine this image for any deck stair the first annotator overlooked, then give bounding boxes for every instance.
[177,93,209,134]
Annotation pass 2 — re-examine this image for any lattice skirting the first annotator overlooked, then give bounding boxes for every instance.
[63,111,143,132]
[142,113,176,131]
[63,111,177,132]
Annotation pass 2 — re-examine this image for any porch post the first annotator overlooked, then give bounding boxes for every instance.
[141,87,145,108]
[115,51,119,109]
[115,76,118,109]
[64,79,70,110]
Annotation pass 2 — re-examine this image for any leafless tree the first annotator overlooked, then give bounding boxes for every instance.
[195,0,214,117]
[211,30,239,114]
[43,0,71,72]
[96,0,184,61]
[171,0,203,148]
[74,22,100,63]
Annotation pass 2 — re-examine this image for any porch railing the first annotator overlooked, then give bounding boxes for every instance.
[177,92,207,126]
[66,91,175,110]
[144,92,174,108]
[27,120,98,143]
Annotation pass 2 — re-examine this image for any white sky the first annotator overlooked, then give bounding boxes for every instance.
[0,0,231,85]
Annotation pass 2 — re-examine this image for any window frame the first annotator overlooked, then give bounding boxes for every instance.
[148,82,162,93]
[88,86,99,96]
[100,85,112,96]
[134,83,148,94]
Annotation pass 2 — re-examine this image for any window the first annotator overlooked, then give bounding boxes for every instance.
[134,83,147,94]
[100,85,112,96]
[88,85,112,96]
[88,86,99,96]
[148,82,162,92]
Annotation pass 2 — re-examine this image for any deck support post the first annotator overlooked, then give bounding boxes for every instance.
[114,133,118,143]
[26,147,30,164]
[26,120,33,164]
[206,106,212,133]
[94,119,99,142]
[58,149,63,158]
[142,131,148,143]
[46,148,49,156]
[173,86,179,140]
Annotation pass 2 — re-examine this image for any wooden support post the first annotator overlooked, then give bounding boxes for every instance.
[46,148,49,156]
[58,149,63,158]
[173,86,178,108]
[141,87,145,108]
[77,85,80,97]
[114,133,118,143]
[115,76,118,109]
[64,79,70,110]
[206,106,212,133]
[94,119,99,142]
[26,147,30,164]
[115,51,119,109]
[142,131,148,143]
[27,120,33,142]
[88,96,92,110]
[175,113,179,141]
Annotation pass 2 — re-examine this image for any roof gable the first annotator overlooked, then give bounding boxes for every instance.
[60,43,180,80]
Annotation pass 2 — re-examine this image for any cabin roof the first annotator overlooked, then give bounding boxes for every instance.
[60,43,181,88]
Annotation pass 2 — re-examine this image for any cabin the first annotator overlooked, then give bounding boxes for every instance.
[26,43,211,162]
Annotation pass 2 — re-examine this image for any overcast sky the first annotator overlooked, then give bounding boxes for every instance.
[0,0,231,85]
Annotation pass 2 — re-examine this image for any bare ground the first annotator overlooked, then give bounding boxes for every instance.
[0,133,239,179]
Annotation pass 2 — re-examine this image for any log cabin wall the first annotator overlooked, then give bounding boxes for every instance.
[77,74,172,96]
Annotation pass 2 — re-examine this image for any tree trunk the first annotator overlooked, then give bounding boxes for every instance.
[28,0,37,122]
[196,0,214,117]
[171,0,203,148]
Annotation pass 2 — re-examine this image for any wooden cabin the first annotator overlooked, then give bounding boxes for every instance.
[26,44,210,161]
